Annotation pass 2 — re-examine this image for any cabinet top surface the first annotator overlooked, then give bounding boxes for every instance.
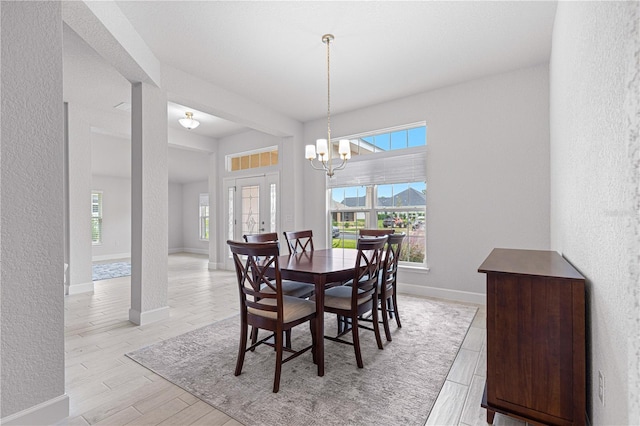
[478,248,584,280]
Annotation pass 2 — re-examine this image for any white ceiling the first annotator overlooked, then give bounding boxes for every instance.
[115,1,557,122]
[63,1,558,183]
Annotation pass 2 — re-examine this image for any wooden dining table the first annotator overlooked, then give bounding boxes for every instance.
[277,248,359,376]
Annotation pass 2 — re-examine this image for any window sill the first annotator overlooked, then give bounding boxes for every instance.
[398,264,430,273]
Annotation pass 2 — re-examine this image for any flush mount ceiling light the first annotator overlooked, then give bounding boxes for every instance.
[305,34,350,178]
[178,111,200,130]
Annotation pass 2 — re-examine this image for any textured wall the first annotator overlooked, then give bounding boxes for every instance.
[130,82,169,323]
[303,65,551,298]
[68,104,93,291]
[92,175,132,259]
[168,182,184,252]
[550,2,639,424]
[182,181,209,253]
[0,1,67,418]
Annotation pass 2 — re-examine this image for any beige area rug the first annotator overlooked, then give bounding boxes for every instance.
[126,295,477,426]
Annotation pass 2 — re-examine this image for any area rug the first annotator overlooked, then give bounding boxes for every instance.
[92,262,131,281]
[126,295,477,426]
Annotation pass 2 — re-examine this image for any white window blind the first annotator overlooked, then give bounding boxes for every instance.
[326,150,427,188]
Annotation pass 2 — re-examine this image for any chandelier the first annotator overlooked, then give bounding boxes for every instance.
[305,34,350,177]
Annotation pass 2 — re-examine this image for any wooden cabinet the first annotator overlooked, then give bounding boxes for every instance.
[478,249,586,425]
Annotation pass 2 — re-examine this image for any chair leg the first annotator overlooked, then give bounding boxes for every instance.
[371,298,384,350]
[392,292,402,328]
[250,326,258,351]
[310,318,317,364]
[273,329,283,393]
[380,296,393,342]
[351,314,364,368]
[285,330,292,348]
[235,320,248,376]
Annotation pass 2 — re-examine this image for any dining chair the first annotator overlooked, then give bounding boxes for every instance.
[227,240,318,393]
[358,229,395,237]
[321,235,387,368]
[283,230,314,255]
[377,233,405,341]
[242,233,314,298]
[242,233,315,348]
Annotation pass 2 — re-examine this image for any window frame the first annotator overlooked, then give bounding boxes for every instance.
[91,191,103,246]
[199,193,209,241]
[330,181,427,267]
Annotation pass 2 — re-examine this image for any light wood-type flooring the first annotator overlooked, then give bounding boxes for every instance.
[61,253,526,426]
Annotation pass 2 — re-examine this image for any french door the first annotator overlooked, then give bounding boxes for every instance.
[224,173,279,269]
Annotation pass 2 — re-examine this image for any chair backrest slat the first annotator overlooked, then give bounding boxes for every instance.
[381,233,405,298]
[352,235,388,307]
[283,230,314,255]
[243,232,279,243]
[359,229,395,237]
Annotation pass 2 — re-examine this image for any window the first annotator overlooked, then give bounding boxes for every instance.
[91,191,103,245]
[227,147,278,171]
[199,193,209,240]
[330,124,426,158]
[328,124,427,266]
[330,182,426,265]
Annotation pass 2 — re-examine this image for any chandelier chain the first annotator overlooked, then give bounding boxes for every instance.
[326,35,331,151]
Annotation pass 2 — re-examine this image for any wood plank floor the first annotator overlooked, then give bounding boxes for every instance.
[62,253,524,426]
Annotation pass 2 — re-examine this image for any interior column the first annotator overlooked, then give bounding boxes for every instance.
[129,81,169,325]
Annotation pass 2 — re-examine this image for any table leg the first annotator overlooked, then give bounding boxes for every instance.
[314,275,326,377]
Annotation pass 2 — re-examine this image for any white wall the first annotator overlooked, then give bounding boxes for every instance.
[90,177,191,259]
[303,65,551,303]
[67,104,93,293]
[91,175,131,260]
[550,2,639,424]
[0,1,69,423]
[168,182,184,252]
[182,180,209,253]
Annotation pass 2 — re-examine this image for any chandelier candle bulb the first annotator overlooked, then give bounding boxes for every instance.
[316,139,328,156]
[339,139,350,156]
[305,145,317,160]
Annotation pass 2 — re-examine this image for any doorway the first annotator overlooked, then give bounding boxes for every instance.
[223,173,279,269]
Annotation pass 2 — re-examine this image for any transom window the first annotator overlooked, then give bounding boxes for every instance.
[227,147,278,172]
[331,124,426,157]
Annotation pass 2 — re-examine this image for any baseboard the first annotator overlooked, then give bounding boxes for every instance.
[129,305,170,325]
[1,394,69,426]
[168,247,183,254]
[398,282,486,305]
[208,261,222,270]
[182,248,208,255]
[65,281,94,295]
[92,252,131,262]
